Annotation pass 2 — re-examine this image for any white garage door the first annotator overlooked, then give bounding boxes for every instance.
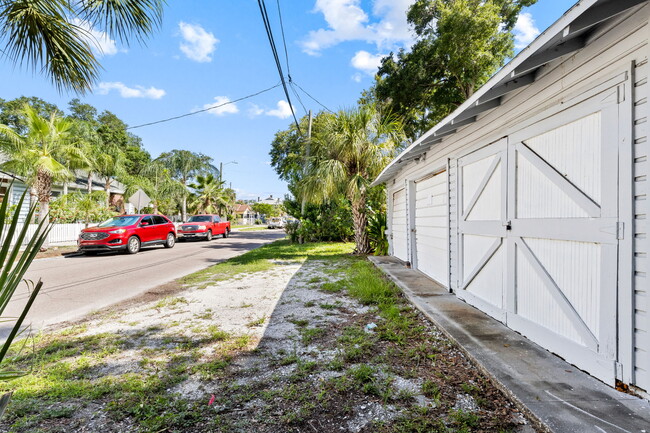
[457,96,620,383]
[415,171,448,285]
[391,188,408,262]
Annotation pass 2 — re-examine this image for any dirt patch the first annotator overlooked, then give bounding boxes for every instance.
[0,247,538,432]
[34,246,80,260]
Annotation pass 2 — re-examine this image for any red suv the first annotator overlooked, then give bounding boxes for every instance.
[78,214,176,255]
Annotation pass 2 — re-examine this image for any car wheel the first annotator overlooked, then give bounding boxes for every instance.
[222,229,229,238]
[127,236,140,254]
[205,230,212,241]
[164,232,176,248]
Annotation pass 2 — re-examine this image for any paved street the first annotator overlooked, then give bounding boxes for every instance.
[3,230,285,337]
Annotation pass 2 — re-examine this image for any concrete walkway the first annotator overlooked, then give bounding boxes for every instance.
[369,256,650,433]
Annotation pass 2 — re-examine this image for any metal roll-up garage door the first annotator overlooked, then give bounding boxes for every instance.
[414,171,448,285]
[391,188,408,261]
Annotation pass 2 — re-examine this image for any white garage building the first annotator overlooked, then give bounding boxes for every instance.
[373,0,649,394]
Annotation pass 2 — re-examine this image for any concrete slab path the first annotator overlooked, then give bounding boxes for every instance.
[369,256,650,433]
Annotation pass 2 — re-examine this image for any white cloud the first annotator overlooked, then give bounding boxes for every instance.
[201,96,239,116]
[178,22,219,62]
[514,12,540,49]
[352,73,362,83]
[266,101,294,119]
[248,103,265,117]
[301,0,413,55]
[72,19,123,57]
[247,101,295,119]
[96,82,165,99]
[350,50,384,75]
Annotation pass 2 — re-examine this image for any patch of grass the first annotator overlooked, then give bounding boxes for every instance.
[239,302,253,308]
[180,240,353,286]
[246,316,266,328]
[288,318,309,327]
[308,276,323,284]
[154,296,189,309]
[422,379,441,402]
[299,327,326,344]
[303,300,316,307]
[321,280,348,292]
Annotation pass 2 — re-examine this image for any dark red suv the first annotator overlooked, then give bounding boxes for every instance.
[78,214,176,255]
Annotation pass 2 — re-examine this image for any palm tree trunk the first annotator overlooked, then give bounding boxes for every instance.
[104,179,111,206]
[351,197,371,254]
[62,182,68,195]
[87,172,93,193]
[182,195,187,222]
[36,169,52,249]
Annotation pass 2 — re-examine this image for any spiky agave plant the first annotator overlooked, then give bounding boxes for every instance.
[0,187,51,416]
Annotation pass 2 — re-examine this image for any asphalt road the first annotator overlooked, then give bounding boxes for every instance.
[3,229,286,337]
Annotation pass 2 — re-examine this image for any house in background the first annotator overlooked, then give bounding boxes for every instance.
[373,0,649,396]
[0,171,126,222]
[235,204,255,224]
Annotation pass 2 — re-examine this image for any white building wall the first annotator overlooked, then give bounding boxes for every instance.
[634,53,649,391]
[385,5,649,390]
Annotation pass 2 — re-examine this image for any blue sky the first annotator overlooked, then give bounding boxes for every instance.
[0,0,576,201]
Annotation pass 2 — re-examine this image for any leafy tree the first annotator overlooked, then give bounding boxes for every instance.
[373,0,536,137]
[68,98,98,124]
[0,97,60,135]
[0,105,84,247]
[0,0,165,93]
[301,104,405,254]
[135,160,183,215]
[156,150,217,221]
[251,202,278,218]
[96,111,150,176]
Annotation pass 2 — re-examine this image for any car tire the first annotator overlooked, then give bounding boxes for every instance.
[164,233,176,248]
[222,229,229,238]
[126,236,141,254]
[205,230,212,241]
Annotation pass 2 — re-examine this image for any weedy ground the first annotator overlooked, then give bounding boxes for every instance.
[0,241,535,432]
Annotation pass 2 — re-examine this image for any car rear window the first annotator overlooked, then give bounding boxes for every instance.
[97,216,140,228]
[188,216,211,222]
[153,215,168,225]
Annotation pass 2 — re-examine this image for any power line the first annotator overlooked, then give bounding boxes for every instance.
[276,0,291,79]
[126,83,281,130]
[289,81,307,116]
[257,0,302,135]
[291,80,334,113]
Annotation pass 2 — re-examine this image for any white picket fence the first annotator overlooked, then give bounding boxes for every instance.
[7,223,94,247]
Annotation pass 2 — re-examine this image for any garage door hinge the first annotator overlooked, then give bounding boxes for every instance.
[617,222,624,240]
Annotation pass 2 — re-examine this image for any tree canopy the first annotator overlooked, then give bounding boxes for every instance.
[373,0,536,137]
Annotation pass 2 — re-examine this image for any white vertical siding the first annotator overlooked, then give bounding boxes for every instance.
[10,183,31,222]
[415,171,448,285]
[392,188,408,262]
[448,159,459,292]
[634,55,649,392]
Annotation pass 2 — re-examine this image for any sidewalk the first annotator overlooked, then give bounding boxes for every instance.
[369,256,650,433]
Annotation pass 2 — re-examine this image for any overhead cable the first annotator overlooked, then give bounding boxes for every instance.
[257,0,302,135]
[126,83,281,130]
[291,80,334,113]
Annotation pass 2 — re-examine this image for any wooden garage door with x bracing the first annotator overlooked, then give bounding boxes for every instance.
[457,95,620,383]
[392,188,408,262]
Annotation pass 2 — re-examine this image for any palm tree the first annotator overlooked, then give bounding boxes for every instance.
[138,160,184,215]
[302,104,405,254]
[156,150,218,222]
[0,0,164,93]
[0,104,84,232]
[90,141,127,206]
[189,174,231,215]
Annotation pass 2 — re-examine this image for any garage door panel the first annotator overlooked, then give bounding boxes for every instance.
[392,189,408,261]
[465,244,505,309]
[415,172,448,285]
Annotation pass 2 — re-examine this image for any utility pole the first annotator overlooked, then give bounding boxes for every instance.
[300,110,313,217]
[219,162,223,183]
[299,111,313,244]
